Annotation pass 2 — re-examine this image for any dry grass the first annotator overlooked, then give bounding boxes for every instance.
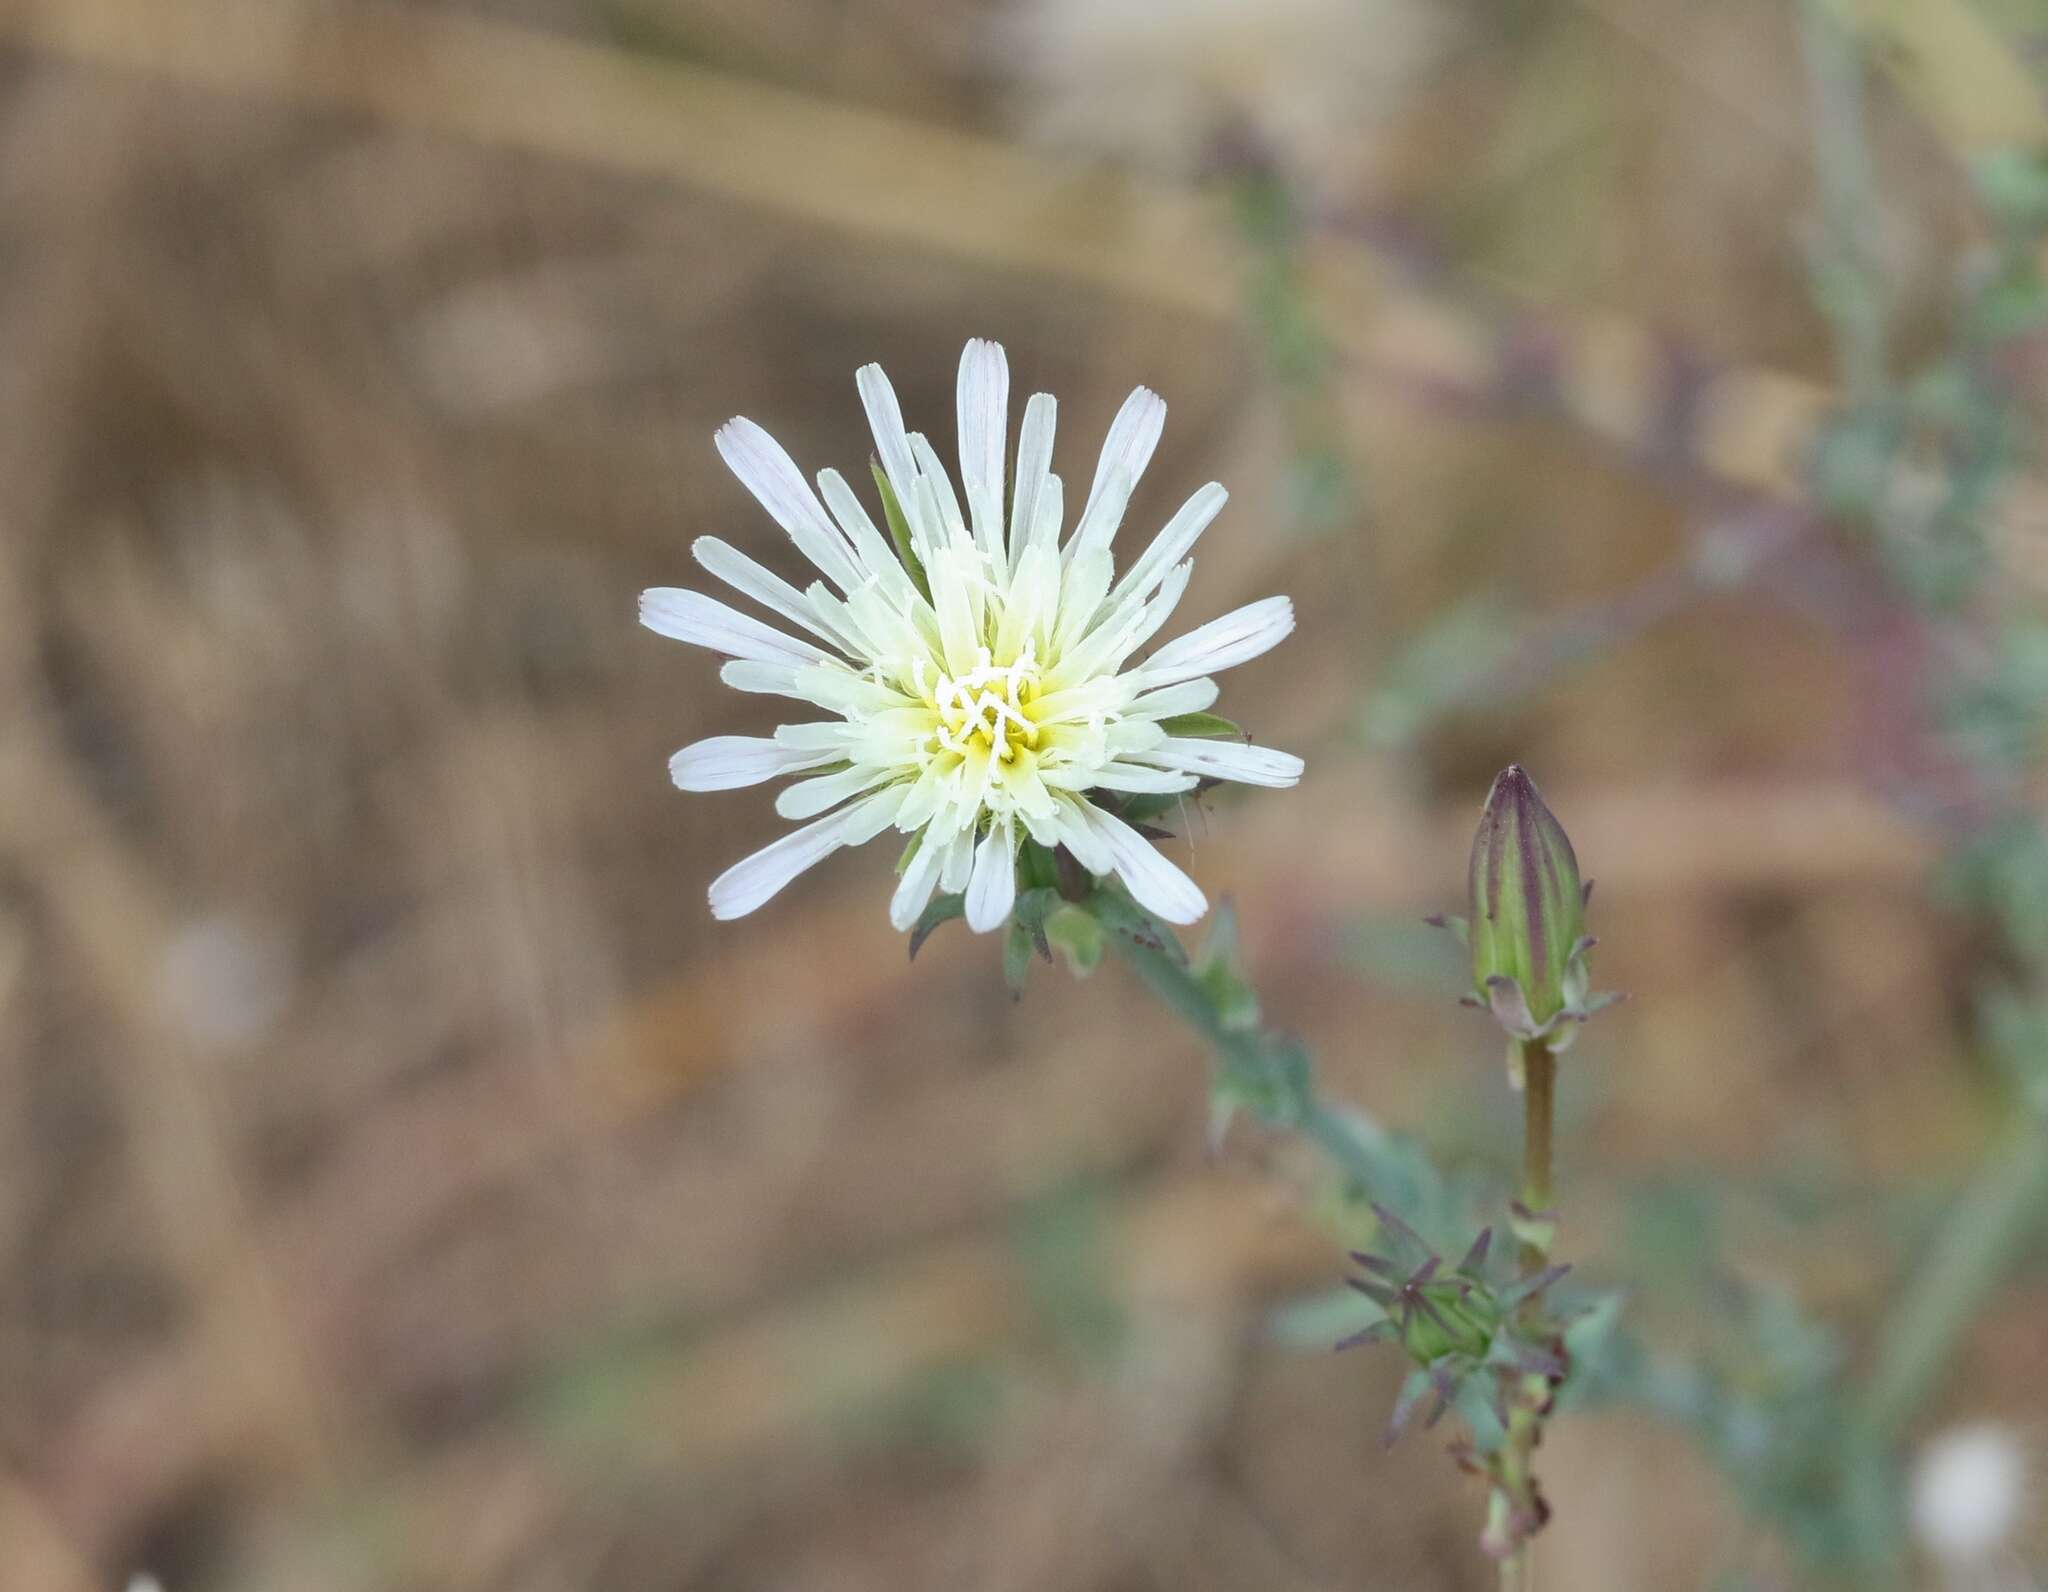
[0,1,2041,1588]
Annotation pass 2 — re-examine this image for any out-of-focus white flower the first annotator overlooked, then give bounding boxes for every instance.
[996,0,1463,194]
[1911,1422,2031,1569]
[644,338,1301,933]
[156,913,292,1049]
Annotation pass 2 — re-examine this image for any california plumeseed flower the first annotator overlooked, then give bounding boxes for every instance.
[644,339,1302,933]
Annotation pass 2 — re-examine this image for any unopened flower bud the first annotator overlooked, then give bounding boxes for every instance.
[1400,1278,1498,1364]
[1434,765,1619,1051]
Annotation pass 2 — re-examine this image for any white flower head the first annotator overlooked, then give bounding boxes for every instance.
[645,339,1302,934]
[1911,1421,2032,1568]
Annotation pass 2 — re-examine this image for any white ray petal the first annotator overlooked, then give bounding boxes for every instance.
[770,726,853,756]
[908,433,969,549]
[1120,561,1195,658]
[1050,547,1113,658]
[777,765,895,820]
[955,339,1009,561]
[1139,738,1304,788]
[889,831,947,931]
[670,735,836,791]
[714,420,863,591]
[928,545,980,676]
[786,665,915,718]
[1008,392,1057,566]
[1029,474,1064,562]
[938,828,977,893]
[1069,385,1165,559]
[640,588,832,667]
[1127,678,1220,719]
[707,788,902,920]
[719,660,897,714]
[814,469,918,595]
[1140,595,1295,687]
[719,659,802,697]
[1051,798,1115,876]
[965,822,1018,932]
[1059,560,1194,686]
[1043,762,1194,794]
[1080,802,1207,924]
[1112,482,1227,602]
[856,362,925,540]
[994,541,1061,664]
[692,538,856,654]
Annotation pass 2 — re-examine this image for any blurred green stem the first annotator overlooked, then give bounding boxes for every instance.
[1798,0,1889,405]
[1852,1117,2048,1449]
[1104,921,1383,1182]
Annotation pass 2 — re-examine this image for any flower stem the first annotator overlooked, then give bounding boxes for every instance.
[1520,1040,1557,1275]
[1496,1038,1561,1587]
[1106,919,1568,1577]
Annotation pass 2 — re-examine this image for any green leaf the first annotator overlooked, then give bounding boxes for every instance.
[1044,903,1103,977]
[1193,903,1261,1031]
[908,892,965,959]
[1156,711,1243,740]
[1085,885,1184,961]
[1012,885,1062,935]
[1972,148,2048,232]
[1003,915,1035,995]
[871,460,931,602]
[1016,838,1060,892]
[1262,1283,1384,1350]
[1110,790,1186,827]
[1559,1292,1630,1409]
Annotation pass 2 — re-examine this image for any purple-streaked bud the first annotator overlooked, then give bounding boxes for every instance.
[1462,765,1611,1048]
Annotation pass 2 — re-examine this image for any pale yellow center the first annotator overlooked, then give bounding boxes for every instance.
[923,646,1043,763]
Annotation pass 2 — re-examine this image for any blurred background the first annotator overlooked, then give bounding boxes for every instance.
[3,0,2047,1587]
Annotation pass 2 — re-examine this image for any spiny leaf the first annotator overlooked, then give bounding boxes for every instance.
[1386,1366,1441,1446]
[908,892,965,960]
